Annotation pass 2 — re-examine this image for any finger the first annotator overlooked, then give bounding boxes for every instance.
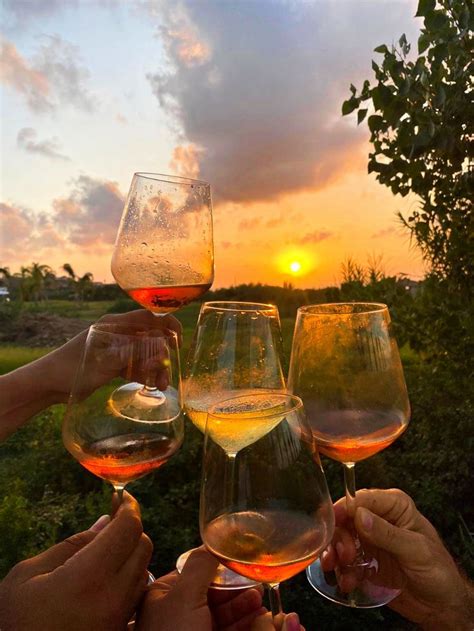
[223,607,268,631]
[16,530,97,577]
[251,612,277,631]
[282,613,301,631]
[208,583,264,607]
[73,492,143,574]
[176,547,219,604]
[333,526,357,566]
[117,533,153,593]
[149,570,180,595]
[355,506,425,565]
[320,544,336,572]
[212,588,263,628]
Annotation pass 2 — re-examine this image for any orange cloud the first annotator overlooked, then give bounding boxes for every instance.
[0,40,51,111]
[169,144,202,179]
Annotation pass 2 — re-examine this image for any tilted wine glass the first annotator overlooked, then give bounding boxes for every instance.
[200,392,335,618]
[63,322,184,502]
[177,301,287,588]
[111,172,214,315]
[288,303,410,608]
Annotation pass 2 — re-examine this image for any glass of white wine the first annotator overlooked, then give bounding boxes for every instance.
[176,301,287,588]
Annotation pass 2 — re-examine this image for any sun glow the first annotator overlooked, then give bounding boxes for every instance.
[289,261,302,274]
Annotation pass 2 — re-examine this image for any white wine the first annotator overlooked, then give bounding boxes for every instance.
[185,388,287,454]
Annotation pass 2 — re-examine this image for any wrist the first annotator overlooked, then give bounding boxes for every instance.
[421,579,474,631]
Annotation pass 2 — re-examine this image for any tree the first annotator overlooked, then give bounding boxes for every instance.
[342,0,473,294]
[62,263,94,301]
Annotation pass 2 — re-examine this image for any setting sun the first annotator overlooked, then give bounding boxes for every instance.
[289,261,302,274]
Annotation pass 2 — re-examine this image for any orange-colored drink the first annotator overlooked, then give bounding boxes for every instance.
[127,283,211,314]
[66,432,182,485]
[204,509,329,584]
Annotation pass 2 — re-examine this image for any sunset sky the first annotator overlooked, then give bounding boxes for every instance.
[0,0,427,288]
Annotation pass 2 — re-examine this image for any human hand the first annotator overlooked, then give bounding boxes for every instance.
[0,492,152,631]
[43,309,182,403]
[136,548,266,631]
[251,612,305,631]
[321,488,473,629]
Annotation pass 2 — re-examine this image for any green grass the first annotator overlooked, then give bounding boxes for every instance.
[22,300,115,321]
[0,346,54,374]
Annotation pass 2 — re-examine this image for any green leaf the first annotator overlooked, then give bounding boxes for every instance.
[342,98,358,116]
[425,11,450,31]
[350,83,357,96]
[418,32,431,54]
[368,115,384,133]
[374,44,389,54]
[399,34,407,49]
[357,109,368,125]
[415,0,436,18]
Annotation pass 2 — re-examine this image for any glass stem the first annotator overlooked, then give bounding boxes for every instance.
[267,583,282,619]
[225,452,237,508]
[113,484,125,509]
[343,462,366,566]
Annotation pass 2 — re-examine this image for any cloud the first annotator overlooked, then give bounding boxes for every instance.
[371,226,397,239]
[149,1,420,203]
[0,40,51,112]
[0,36,97,113]
[299,229,333,244]
[0,202,66,262]
[169,144,202,178]
[1,175,125,267]
[17,127,70,161]
[52,175,124,247]
[1,0,72,31]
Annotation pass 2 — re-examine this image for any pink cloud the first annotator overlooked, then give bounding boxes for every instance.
[0,36,96,113]
[0,40,51,112]
[169,144,202,179]
[299,230,333,244]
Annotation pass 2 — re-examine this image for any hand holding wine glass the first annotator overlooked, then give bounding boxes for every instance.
[288,302,410,608]
[321,488,474,629]
[63,321,184,500]
[111,173,214,315]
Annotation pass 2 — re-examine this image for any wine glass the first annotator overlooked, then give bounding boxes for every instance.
[200,392,335,618]
[111,172,214,315]
[177,301,287,588]
[63,321,184,501]
[288,302,411,608]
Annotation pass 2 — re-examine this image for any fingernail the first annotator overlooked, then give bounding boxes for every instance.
[359,507,373,531]
[283,612,300,631]
[321,549,329,562]
[89,514,110,532]
[336,542,344,559]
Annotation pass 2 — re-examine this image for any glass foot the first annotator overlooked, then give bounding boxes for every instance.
[306,559,400,608]
[177,548,260,590]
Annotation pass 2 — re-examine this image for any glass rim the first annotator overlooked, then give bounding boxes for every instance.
[89,322,179,341]
[297,302,388,316]
[201,300,278,313]
[134,172,210,187]
[208,392,303,420]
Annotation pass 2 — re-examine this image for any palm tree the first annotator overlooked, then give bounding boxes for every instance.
[62,263,94,301]
[27,263,54,302]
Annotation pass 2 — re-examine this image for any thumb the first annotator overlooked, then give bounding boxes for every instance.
[176,547,219,604]
[355,506,420,564]
[21,530,97,577]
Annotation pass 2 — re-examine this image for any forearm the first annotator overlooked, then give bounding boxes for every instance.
[0,355,60,442]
